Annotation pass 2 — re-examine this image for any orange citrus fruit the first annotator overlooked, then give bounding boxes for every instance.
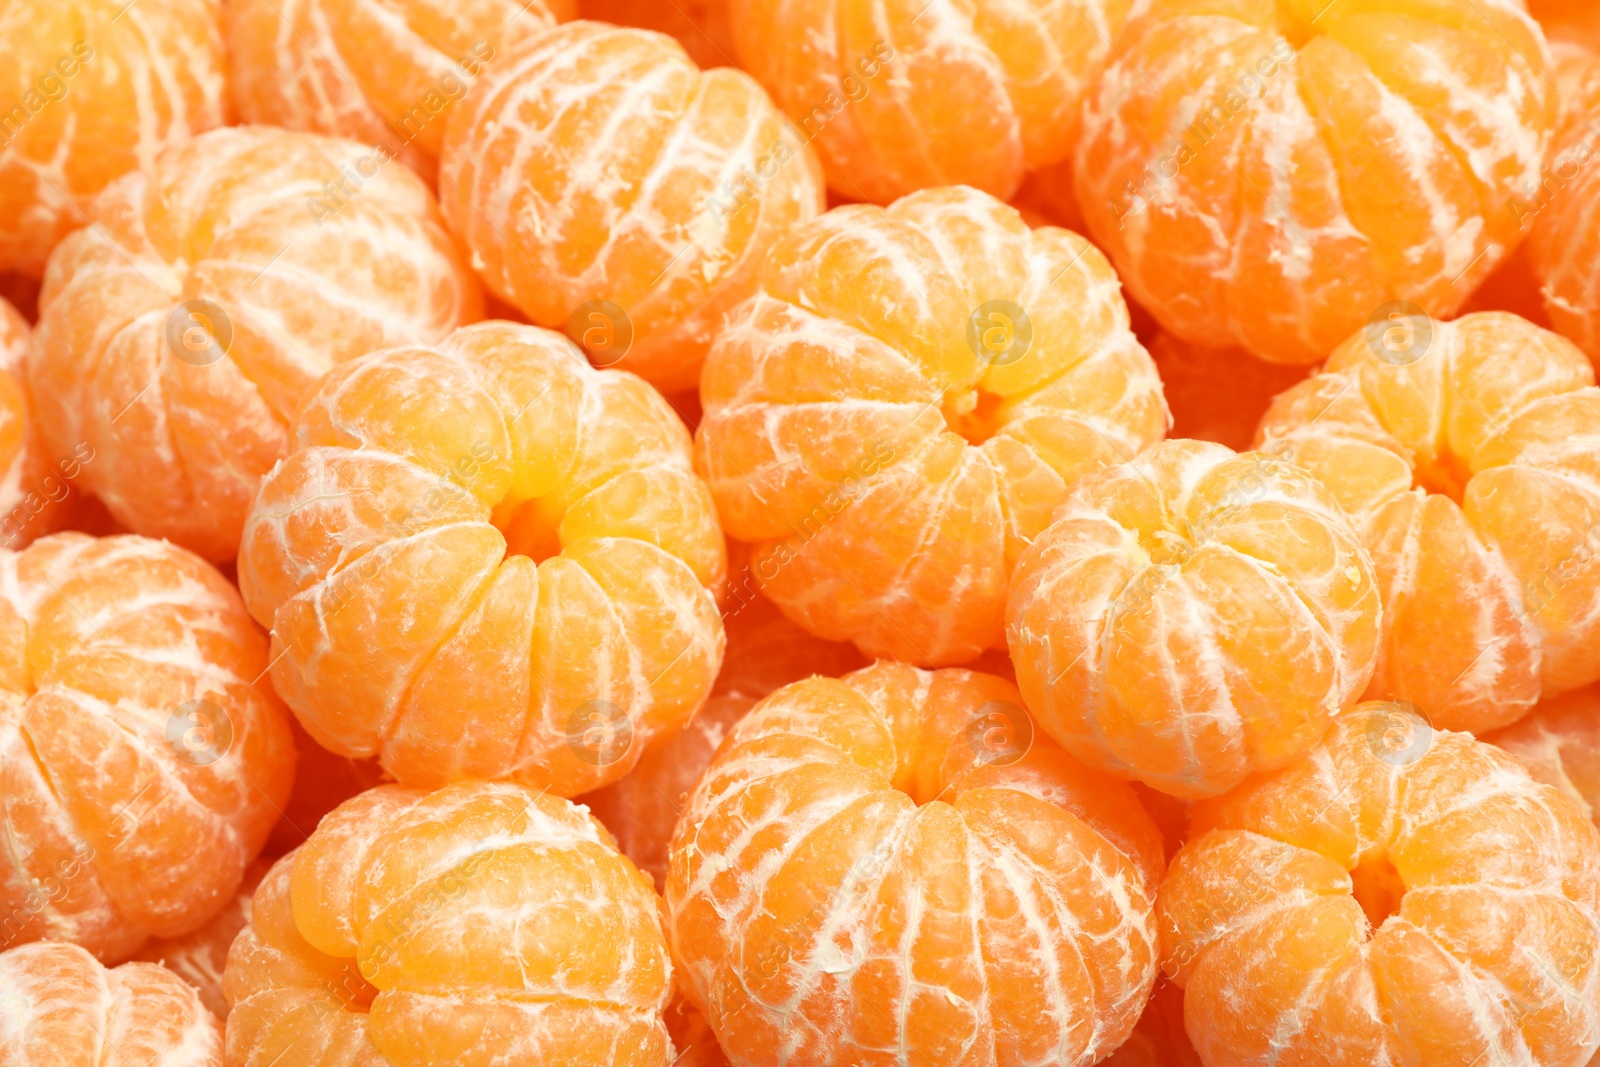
[1524,37,1600,363]
[1532,0,1600,49]
[578,0,732,70]
[1256,311,1600,734]
[0,0,228,277]
[0,532,294,964]
[1160,703,1600,1066]
[1487,682,1600,830]
[1075,0,1560,365]
[728,0,1135,205]
[266,717,387,856]
[1008,438,1382,798]
[696,185,1168,665]
[1149,332,1310,452]
[238,320,726,796]
[666,661,1166,1067]
[438,20,825,393]
[133,859,271,1020]
[665,991,731,1067]
[0,940,224,1065]
[226,0,574,182]
[0,294,80,550]
[223,780,672,1067]
[583,558,864,887]
[28,124,482,563]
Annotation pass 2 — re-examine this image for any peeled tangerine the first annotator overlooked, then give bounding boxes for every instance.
[238,321,725,796]
[0,295,78,549]
[579,0,733,70]
[1076,0,1558,365]
[0,941,223,1066]
[1160,705,1600,1067]
[582,561,863,887]
[1256,312,1600,734]
[227,0,574,181]
[0,0,227,277]
[696,185,1168,666]
[1489,683,1600,830]
[730,0,1133,204]
[29,125,482,562]
[1007,439,1382,799]
[439,20,825,392]
[223,780,672,1067]
[666,661,1165,1067]
[0,534,294,964]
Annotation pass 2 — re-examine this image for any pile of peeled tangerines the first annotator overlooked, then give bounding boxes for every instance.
[5,1,1600,1065]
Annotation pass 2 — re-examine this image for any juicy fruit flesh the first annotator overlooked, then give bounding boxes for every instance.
[1255,311,1600,734]
[223,781,672,1067]
[28,124,482,562]
[238,321,726,797]
[1007,438,1382,799]
[667,662,1166,1067]
[0,940,224,1067]
[696,184,1168,666]
[1075,0,1559,365]
[438,20,826,393]
[0,533,294,964]
[1161,706,1600,1067]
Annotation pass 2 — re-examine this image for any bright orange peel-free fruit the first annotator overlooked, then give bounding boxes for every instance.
[223,780,673,1067]
[439,20,825,393]
[29,124,482,563]
[1075,0,1559,365]
[226,0,574,181]
[238,320,725,797]
[666,661,1165,1067]
[729,0,1135,205]
[1148,332,1309,452]
[696,185,1169,666]
[1008,439,1382,799]
[0,0,228,277]
[1256,311,1600,734]
[1160,703,1600,1067]
[579,0,732,70]
[0,940,224,1066]
[0,533,294,964]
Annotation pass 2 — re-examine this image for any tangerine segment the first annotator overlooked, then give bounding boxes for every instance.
[238,320,726,796]
[134,860,271,1020]
[0,941,224,1066]
[1075,0,1558,365]
[666,661,1165,1067]
[578,0,732,70]
[1487,683,1600,829]
[1527,38,1600,363]
[696,185,1169,666]
[1160,704,1600,1067]
[28,125,482,563]
[0,296,77,549]
[0,533,295,964]
[665,991,730,1067]
[223,781,673,1067]
[729,0,1135,204]
[439,20,825,393]
[1008,439,1382,799]
[582,573,864,888]
[0,0,228,278]
[227,0,574,181]
[1255,311,1600,733]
